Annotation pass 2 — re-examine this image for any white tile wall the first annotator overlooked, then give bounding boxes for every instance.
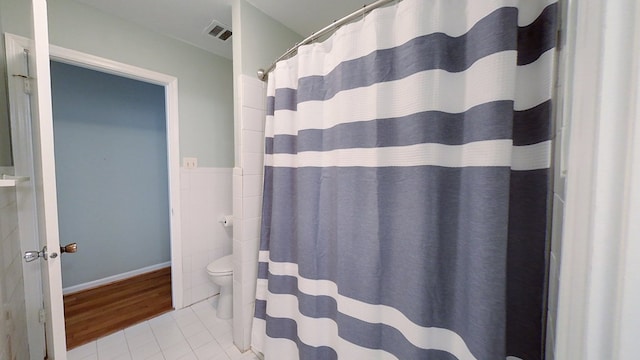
[546,62,568,359]
[241,107,266,133]
[546,193,564,360]
[233,75,266,351]
[242,153,264,176]
[0,187,29,360]
[241,78,266,111]
[181,168,233,307]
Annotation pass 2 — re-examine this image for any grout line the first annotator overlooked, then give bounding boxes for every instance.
[69,297,256,360]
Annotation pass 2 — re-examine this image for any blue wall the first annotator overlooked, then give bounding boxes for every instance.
[51,61,170,288]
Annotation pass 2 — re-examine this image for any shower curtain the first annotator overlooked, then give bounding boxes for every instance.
[252,0,557,359]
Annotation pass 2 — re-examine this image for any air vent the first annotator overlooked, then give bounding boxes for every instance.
[218,30,232,41]
[205,21,232,41]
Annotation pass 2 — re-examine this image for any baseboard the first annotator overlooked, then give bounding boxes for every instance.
[63,261,171,295]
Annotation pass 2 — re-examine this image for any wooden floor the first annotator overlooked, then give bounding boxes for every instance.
[63,267,173,350]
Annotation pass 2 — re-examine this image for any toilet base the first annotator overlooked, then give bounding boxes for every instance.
[216,286,232,319]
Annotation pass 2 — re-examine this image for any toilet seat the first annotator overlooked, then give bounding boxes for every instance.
[207,255,233,275]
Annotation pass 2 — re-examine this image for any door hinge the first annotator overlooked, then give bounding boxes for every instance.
[23,77,31,94]
[38,308,46,324]
[557,29,563,51]
[12,74,32,94]
[556,0,566,52]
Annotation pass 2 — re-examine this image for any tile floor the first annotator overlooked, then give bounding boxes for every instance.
[67,297,259,360]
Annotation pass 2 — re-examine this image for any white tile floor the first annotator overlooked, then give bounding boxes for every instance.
[67,297,259,360]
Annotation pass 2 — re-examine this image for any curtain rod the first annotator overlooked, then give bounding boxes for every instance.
[257,0,401,81]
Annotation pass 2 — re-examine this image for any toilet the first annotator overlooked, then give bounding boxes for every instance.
[207,254,233,319]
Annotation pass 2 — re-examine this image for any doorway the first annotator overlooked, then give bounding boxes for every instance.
[49,60,173,347]
[46,46,185,349]
[47,47,185,307]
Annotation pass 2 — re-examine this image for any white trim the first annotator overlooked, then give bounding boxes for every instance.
[553,0,601,355]
[6,33,184,310]
[29,1,67,356]
[62,262,171,295]
[47,41,184,311]
[4,33,47,360]
[614,71,640,359]
[612,2,640,358]
[48,45,176,86]
[555,0,640,358]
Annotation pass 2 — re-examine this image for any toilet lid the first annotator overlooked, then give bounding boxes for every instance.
[207,255,233,275]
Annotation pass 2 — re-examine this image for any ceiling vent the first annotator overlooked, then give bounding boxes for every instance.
[205,20,232,41]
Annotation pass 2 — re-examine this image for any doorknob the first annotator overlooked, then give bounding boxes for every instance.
[23,250,41,262]
[60,243,77,254]
[24,246,58,262]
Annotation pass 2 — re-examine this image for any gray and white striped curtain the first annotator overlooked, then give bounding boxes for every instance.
[253,0,557,359]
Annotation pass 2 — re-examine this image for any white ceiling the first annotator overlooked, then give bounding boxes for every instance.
[73,0,368,59]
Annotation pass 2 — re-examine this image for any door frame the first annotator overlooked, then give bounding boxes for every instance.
[5,32,184,353]
[46,42,184,310]
[4,33,48,360]
[554,0,640,358]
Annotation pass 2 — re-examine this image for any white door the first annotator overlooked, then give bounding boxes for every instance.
[5,0,67,358]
